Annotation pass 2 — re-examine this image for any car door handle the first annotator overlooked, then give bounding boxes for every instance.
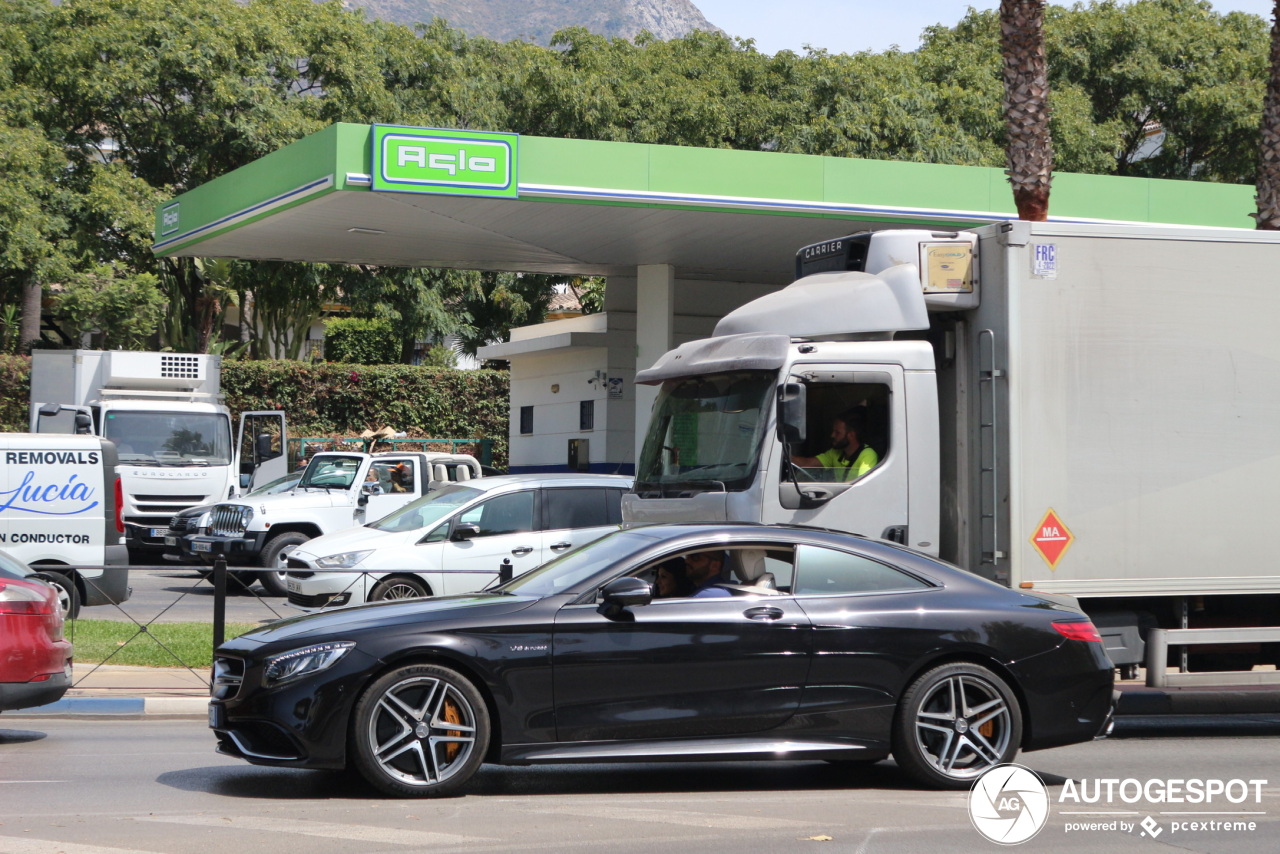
[511,546,534,557]
[549,541,573,551]
[744,607,784,621]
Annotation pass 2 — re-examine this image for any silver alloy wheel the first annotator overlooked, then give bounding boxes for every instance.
[911,673,1013,780]
[365,675,478,788]
[380,580,426,601]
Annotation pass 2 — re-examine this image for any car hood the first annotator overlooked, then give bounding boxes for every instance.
[291,524,410,560]
[221,592,541,650]
[240,490,347,513]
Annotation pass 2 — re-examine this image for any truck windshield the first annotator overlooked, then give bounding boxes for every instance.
[368,484,480,533]
[634,370,774,495]
[103,411,232,465]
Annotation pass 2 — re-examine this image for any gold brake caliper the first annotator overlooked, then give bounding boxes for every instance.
[441,695,464,761]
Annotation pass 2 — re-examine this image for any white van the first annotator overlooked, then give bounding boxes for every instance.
[0,433,129,617]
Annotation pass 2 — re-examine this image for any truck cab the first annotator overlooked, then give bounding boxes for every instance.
[623,230,973,557]
[29,350,286,558]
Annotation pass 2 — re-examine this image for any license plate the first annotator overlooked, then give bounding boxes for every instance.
[286,578,301,593]
[193,541,212,553]
[150,527,167,538]
[208,702,224,729]
[164,536,177,546]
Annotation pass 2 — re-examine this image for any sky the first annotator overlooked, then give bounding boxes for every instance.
[691,0,1278,56]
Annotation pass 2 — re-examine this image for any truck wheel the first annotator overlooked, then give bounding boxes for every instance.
[891,662,1022,789]
[369,576,431,602]
[257,532,310,597]
[34,572,80,620]
[350,663,489,797]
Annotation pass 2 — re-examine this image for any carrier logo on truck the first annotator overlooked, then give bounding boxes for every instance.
[1030,508,1074,569]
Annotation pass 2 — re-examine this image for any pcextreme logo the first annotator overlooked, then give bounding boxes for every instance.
[371,126,518,198]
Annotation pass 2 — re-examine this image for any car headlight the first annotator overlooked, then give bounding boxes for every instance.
[238,506,254,528]
[196,511,213,529]
[315,550,373,569]
[262,641,355,687]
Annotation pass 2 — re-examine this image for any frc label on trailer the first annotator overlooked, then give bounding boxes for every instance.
[371,126,518,197]
[1030,509,1074,569]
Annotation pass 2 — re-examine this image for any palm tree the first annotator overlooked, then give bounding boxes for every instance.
[1001,0,1053,221]
[1257,0,1280,230]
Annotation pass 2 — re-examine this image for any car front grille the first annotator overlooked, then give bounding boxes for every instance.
[286,561,312,574]
[211,655,246,700]
[287,591,349,609]
[210,504,247,538]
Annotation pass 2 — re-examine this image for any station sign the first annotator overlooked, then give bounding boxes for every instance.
[371,126,518,198]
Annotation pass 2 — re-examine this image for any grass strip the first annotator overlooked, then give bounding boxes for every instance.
[65,620,260,669]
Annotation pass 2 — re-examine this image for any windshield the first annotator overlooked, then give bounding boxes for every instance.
[299,455,363,490]
[633,370,774,495]
[104,411,232,466]
[496,528,666,597]
[246,471,302,496]
[368,483,481,533]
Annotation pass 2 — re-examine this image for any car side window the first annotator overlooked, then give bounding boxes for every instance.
[793,545,930,596]
[606,489,625,525]
[543,488,610,530]
[457,491,536,537]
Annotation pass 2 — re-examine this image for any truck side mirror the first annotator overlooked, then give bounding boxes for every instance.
[73,412,93,434]
[777,383,807,444]
[39,403,61,417]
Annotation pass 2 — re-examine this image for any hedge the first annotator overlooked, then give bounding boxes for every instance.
[0,356,510,468]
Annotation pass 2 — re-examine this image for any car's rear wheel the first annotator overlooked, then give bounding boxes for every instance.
[351,663,489,797]
[891,662,1022,789]
[369,576,431,602]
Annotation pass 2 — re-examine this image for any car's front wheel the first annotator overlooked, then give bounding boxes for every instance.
[257,532,310,596]
[369,576,431,602]
[350,663,489,797]
[891,662,1022,789]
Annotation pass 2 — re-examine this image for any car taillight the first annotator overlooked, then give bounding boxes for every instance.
[115,476,125,533]
[0,578,56,616]
[1053,619,1103,643]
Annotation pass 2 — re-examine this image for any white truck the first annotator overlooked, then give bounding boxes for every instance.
[624,221,1280,675]
[30,350,287,559]
[190,450,482,595]
[0,433,129,617]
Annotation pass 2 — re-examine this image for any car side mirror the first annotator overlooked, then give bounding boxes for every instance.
[451,522,481,542]
[777,382,807,444]
[600,576,652,608]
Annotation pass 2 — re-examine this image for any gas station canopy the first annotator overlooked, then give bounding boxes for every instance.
[153,123,1257,285]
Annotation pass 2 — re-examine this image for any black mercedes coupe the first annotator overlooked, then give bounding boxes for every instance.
[209,524,1114,796]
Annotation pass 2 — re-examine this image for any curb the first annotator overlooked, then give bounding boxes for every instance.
[11,696,208,717]
[1115,686,1280,716]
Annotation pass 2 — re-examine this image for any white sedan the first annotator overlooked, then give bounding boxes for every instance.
[283,473,632,609]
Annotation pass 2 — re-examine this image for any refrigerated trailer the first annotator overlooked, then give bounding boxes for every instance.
[623,221,1280,671]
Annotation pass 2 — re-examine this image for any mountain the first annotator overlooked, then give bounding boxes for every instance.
[344,0,722,45]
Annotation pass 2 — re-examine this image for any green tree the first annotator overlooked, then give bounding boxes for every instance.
[53,264,165,350]
[1259,1,1280,228]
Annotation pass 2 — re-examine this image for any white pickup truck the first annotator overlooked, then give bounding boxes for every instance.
[188,450,482,594]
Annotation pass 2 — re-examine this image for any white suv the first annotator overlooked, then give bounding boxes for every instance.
[283,473,632,609]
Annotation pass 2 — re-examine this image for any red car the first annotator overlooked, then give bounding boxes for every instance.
[0,549,73,713]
